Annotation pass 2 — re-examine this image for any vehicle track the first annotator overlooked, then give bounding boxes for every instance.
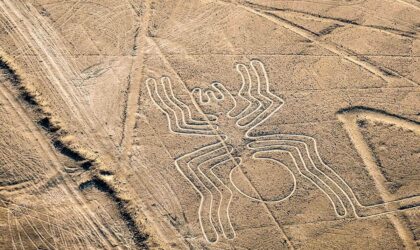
[232,0,419,86]
[0,0,119,157]
[0,4,154,245]
[0,73,124,249]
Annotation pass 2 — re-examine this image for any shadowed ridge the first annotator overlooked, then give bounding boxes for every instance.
[0,49,152,249]
[79,178,150,249]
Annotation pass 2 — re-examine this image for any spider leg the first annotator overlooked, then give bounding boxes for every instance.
[193,146,234,238]
[249,134,420,217]
[236,60,273,127]
[209,158,240,240]
[279,134,420,217]
[146,78,216,136]
[160,77,217,131]
[242,60,284,135]
[248,141,348,217]
[175,142,225,243]
[163,76,214,126]
[231,63,261,121]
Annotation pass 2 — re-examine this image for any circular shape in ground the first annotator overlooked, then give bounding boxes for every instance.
[230,157,296,203]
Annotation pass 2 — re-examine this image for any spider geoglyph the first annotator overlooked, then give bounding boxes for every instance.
[145,59,417,243]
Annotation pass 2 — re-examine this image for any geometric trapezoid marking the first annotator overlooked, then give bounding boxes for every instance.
[337,106,420,204]
[337,106,419,249]
[337,107,420,202]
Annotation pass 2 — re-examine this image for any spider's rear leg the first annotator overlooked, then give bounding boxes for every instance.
[276,134,420,217]
[191,146,234,237]
[175,142,225,243]
[248,134,419,217]
[209,158,241,240]
[248,141,348,217]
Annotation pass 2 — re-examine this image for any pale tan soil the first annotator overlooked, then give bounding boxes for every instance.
[0,0,419,249]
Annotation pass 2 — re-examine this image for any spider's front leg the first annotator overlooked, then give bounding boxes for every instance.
[146,76,216,136]
[229,60,284,134]
[191,81,241,123]
[163,76,213,126]
[229,63,262,121]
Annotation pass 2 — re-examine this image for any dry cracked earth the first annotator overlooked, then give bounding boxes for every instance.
[0,0,419,249]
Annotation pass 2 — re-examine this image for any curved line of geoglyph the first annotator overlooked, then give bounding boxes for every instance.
[232,60,284,129]
[208,158,237,240]
[191,60,285,131]
[196,147,235,241]
[236,147,349,218]
[145,77,218,136]
[145,59,284,242]
[225,60,419,218]
[247,135,420,218]
[163,76,214,127]
[247,140,349,217]
[145,59,419,243]
[191,86,223,123]
[187,144,231,243]
[232,63,264,122]
[174,141,237,243]
[229,157,297,204]
[159,77,213,131]
[245,146,349,217]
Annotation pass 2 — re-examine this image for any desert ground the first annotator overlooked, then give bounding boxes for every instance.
[0,0,419,249]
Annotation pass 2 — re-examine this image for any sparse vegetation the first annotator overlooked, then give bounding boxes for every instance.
[0,0,419,249]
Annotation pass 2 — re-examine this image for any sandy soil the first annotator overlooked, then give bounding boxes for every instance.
[0,0,419,249]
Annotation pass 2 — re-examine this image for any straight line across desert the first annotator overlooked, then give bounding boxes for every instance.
[0,0,419,249]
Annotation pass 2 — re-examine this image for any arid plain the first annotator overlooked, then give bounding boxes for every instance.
[0,0,419,249]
